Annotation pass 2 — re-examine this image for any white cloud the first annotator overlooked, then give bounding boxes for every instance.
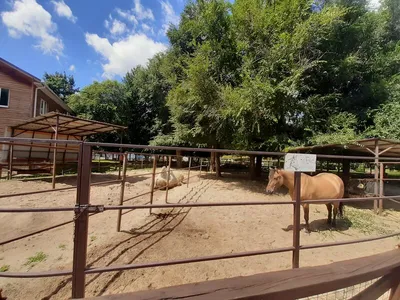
[133,0,154,21]
[160,0,179,34]
[85,33,167,78]
[109,19,127,35]
[141,23,154,34]
[116,8,138,25]
[69,64,75,71]
[1,0,63,56]
[51,0,77,23]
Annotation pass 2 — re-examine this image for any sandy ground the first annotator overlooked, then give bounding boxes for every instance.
[1,169,400,299]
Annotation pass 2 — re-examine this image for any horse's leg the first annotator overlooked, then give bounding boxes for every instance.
[326,203,332,225]
[332,203,339,227]
[303,204,310,233]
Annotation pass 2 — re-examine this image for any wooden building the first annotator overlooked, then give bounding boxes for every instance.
[0,57,72,160]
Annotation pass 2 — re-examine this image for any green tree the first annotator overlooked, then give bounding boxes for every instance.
[67,80,126,143]
[124,54,171,145]
[43,72,79,102]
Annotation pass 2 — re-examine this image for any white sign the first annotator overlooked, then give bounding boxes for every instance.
[284,153,316,172]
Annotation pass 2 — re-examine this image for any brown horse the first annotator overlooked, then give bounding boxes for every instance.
[265,168,344,233]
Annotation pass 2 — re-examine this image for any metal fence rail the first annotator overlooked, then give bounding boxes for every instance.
[1,137,400,299]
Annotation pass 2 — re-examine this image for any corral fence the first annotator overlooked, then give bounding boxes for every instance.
[1,137,400,299]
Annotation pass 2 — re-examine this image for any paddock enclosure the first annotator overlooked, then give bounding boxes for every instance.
[1,137,400,299]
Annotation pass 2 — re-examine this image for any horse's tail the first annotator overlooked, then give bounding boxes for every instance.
[339,201,344,218]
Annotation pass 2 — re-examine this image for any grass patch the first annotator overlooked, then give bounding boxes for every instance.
[0,265,9,272]
[90,236,97,242]
[24,252,47,267]
[343,207,392,235]
[58,244,66,250]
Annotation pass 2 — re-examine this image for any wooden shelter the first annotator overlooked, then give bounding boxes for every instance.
[0,112,126,187]
[289,138,400,213]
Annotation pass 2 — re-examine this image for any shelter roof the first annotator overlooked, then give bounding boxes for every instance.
[11,112,127,137]
[288,138,400,158]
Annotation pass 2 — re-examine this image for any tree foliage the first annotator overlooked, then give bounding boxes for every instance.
[64,0,400,150]
[43,72,79,102]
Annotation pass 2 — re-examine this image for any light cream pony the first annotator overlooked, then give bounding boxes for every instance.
[155,166,185,190]
[266,168,344,232]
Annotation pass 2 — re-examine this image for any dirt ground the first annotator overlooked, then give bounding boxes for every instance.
[1,169,400,299]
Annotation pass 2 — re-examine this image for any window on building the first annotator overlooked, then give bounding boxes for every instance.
[40,99,48,115]
[0,88,10,107]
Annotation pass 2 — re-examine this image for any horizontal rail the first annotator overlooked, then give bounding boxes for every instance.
[3,194,400,213]
[301,231,400,250]
[105,201,294,210]
[0,269,72,278]
[85,246,295,274]
[89,249,400,300]
[0,207,74,213]
[302,194,400,204]
[2,137,400,161]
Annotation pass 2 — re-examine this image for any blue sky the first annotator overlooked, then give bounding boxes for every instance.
[0,0,185,88]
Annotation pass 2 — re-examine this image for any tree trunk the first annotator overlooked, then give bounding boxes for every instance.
[256,155,262,177]
[215,153,221,177]
[249,155,256,180]
[210,152,216,172]
[176,150,182,168]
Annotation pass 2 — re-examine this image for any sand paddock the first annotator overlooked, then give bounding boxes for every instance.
[1,169,400,299]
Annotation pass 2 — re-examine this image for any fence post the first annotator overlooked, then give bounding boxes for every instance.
[7,142,13,180]
[292,171,301,269]
[199,158,203,177]
[374,140,379,213]
[71,143,92,299]
[51,115,59,189]
[149,155,157,215]
[187,157,192,187]
[165,156,172,203]
[117,153,128,232]
[379,163,384,215]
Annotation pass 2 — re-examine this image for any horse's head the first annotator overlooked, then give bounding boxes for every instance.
[265,168,284,194]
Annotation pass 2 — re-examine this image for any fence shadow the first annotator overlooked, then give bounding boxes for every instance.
[41,179,211,299]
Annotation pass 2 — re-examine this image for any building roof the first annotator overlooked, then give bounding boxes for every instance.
[289,138,400,158]
[0,57,73,114]
[11,112,127,137]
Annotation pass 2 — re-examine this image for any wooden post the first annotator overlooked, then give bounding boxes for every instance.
[379,162,384,215]
[7,142,13,180]
[71,143,92,299]
[187,157,192,187]
[199,158,203,177]
[52,115,59,189]
[149,155,157,215]
[390,278,400,300]
[118,155,125,179]
[342,159,350,197]
[256,155,262,177]
[165,156,172,203]
[98,154,101,172]
[249,155,256,179]
[292,171,301,269]
[117,153,128,232]
[374,140,379,214]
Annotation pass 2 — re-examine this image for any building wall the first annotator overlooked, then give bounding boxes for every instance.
[0,69,33,138]
[35,89,69,116]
